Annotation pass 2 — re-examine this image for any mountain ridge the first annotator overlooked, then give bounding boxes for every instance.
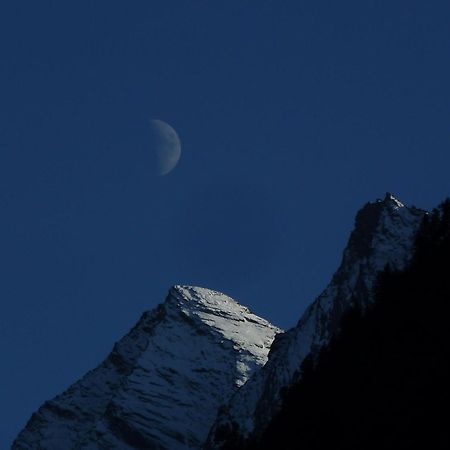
[247,198,450,449]
[206,193,425,447]
[13,194,426,450]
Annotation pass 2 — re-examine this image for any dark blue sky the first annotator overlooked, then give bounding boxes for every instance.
[1,1,449,446]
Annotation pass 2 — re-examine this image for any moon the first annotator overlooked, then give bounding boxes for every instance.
[150,119,181,176]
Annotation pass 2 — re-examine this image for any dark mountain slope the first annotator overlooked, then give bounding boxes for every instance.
[207,194,425,448]
[246,199,450,450]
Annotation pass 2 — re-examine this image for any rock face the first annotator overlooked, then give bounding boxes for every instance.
[207,193,425,447]
[13,286,281,450]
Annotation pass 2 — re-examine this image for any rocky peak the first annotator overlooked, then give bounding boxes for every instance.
[207,196,426,447]
[13,286,281,450]
[347,193,419,260]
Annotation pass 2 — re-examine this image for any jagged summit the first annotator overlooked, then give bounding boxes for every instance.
[168,285,282,376]
[169,284,263,322]
[13,286,281,450]
[381,191,404,206]
[344,193,424,269]
[207,196,426,447]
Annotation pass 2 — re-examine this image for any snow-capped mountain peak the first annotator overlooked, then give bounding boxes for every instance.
[13,286,281,450]
[170,286,279,377]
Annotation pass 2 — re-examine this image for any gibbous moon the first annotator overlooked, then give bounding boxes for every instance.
[150,119,181,176]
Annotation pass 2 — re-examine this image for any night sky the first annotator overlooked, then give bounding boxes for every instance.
[1,1,449,446]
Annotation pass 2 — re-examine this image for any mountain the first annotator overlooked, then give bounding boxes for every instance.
[248,199,450,450]
[13,193,427,450]
[206,193,425,448]
[12,286,281,450]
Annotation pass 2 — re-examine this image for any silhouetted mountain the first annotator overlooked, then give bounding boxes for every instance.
[225,199,450,450]
[207,194,425,448]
